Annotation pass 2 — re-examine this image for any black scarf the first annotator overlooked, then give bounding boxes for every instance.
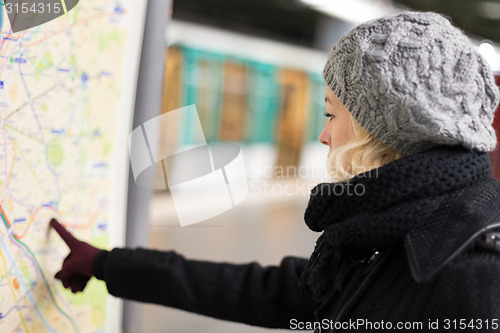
[299,145,493,316]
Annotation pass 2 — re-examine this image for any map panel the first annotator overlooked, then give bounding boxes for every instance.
[0,1,146,332]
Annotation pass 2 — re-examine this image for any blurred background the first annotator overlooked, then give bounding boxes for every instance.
[137,0,500,332]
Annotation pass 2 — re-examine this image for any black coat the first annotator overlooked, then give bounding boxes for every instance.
[93,222,500,332]
[94,146,500,332]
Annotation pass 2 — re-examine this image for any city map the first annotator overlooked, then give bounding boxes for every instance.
[0,1,145,332]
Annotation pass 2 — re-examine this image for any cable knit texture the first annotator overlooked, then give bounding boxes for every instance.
[323,11,500,155]
[299,145,495,318]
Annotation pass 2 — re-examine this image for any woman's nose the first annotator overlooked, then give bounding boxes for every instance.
[318,123,330,146]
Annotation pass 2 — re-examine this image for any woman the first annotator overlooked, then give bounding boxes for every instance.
[51,11,500,332]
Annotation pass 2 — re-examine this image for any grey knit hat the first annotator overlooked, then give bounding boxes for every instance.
[323,11,500,155]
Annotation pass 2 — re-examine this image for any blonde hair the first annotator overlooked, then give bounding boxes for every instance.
[327,116,405,182]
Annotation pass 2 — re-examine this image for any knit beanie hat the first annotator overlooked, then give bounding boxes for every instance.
[323,11,500,155]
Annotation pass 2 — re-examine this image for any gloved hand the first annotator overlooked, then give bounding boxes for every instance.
[50,218,102,293]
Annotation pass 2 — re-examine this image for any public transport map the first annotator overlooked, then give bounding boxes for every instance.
[0,1,146,332]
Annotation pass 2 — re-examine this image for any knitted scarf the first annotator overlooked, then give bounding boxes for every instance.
[298,145,493,317]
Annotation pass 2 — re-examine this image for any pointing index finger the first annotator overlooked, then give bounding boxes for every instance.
[50,218,80,250]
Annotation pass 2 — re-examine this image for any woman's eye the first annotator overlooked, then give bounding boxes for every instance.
[323,112,334,120]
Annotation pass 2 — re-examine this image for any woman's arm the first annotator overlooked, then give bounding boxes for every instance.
[94,248,317,329]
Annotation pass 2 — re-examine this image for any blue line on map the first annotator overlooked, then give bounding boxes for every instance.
[23,26,41,42]
[2,287,36,318]
[0,239,57,332]
[17,51,62,203]
[6,193,39,210]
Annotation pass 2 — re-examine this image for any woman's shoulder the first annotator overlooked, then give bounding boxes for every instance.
[440,230,500,279]
[417,235,500,321]
[404,224,500,283]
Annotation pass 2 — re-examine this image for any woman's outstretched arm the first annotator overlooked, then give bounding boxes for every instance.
[94,248,317,329]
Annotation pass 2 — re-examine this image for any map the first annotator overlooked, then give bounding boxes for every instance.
[0,1,147,332]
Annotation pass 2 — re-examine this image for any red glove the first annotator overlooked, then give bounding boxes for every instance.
[50,218,102,293]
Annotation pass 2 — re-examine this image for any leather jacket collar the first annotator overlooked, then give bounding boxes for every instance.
[404,178,500,282]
